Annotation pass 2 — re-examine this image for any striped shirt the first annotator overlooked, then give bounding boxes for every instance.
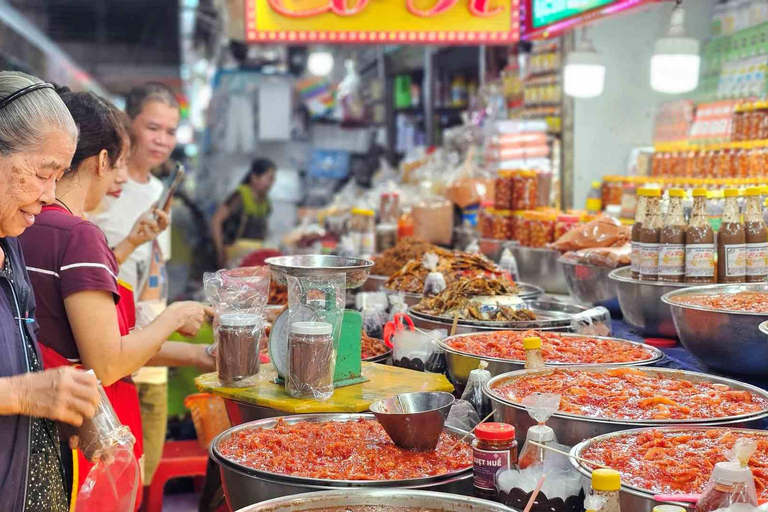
[18,204,119,362]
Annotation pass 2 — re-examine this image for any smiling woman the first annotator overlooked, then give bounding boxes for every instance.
[0,71,101,512]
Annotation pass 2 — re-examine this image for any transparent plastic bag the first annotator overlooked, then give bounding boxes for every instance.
[425,332,448,374]
[696,438,759,512]
[204,267,270,387]
[550,215,631,252]
[422,252,447,297]
[389,292,409,319]
[393,328,445,372]
[445,399,481,432]
[499,247,520,282]
[570,306,612,337]
[460,361,492,418]
[361,305,386,340]
[560,245,631,268]
[465,240,481,254]
[284,273,345,401]
[519,393,560,470]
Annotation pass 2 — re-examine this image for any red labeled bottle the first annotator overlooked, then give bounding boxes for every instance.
[472,423,517,500]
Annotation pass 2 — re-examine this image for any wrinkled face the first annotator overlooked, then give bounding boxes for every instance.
[0,130,75,237]
[130,100,179,170]
[249,168,276,195]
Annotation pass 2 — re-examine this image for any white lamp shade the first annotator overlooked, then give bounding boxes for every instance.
[307,51,334,76]
[564,63,606,98]
[650,53,700,94]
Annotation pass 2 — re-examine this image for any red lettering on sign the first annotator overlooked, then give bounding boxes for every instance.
[268,0,369,17]
[406,0,458,17]
[469,0,503,17]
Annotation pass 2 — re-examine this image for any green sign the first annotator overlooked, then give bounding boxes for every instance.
[532,0,617,28]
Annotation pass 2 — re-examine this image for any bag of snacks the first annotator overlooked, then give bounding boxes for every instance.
[570,306,612,337]
[460,361,492,418]
[696,438,759,512]
[518,393,560,469]
[422,252,447,297]
[550,215,630,252]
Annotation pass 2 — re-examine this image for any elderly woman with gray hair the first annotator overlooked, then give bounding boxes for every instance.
[0,71,101,511]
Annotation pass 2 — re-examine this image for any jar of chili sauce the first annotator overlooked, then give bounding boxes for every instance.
[472,423,517,500]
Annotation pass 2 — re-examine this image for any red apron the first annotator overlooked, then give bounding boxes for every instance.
[39,279,144,511]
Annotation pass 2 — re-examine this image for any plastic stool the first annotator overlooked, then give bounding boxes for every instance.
[144,440,209,512]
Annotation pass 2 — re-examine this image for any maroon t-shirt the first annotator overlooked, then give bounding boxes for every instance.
[18,204,119,362]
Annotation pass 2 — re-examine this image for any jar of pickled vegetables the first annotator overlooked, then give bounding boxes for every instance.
[513,211,530,246]
[479,203,495,239]
[495,171,514,210]
[555,214,580,240]
[513,170,538,210]
[526,211,555,248]
[492,210,513,240]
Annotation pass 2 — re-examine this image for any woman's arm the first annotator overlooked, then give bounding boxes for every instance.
[64,291,210,386]
[210,202,231,268]
[112,209,170,265]
[145,341,215,371]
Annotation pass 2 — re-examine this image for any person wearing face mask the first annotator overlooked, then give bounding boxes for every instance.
[88,81,184,488]
[18,90,215,508]
[0,71,102,512]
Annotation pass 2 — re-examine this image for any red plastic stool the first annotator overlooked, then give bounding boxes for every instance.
[144,440,209,512]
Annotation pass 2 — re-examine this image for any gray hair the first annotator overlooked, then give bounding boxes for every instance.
[0,71,79,156]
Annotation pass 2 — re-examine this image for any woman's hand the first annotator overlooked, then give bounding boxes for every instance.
[126,209,170,248]
[11,367,100,426]
[165,301,215,338]
[193,344,216,372]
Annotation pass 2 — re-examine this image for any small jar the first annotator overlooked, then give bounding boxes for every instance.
[216,313,261,388]
[513,170,538,210]
[515,211,531,246]
[287,322,335,400]
[523,336,544,370]
[555,214,580,240]
[480,204,495,239]
[495,171,514,210]
[472,422,517,500]
[350,208,376,256]
[590,469,622,512]
[492,210,512,240]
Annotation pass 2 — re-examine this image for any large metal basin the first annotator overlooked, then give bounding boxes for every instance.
[609,266,695,337]
[211,414,473,510]
[483,366,768,446]
[441,332,663,386]
[571,426,768,512]
[560,259,621,315]
[662,284,768,377]
[236,489,513,512]
[510,246,568,294]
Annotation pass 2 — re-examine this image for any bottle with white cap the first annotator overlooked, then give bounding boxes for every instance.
[695,438,758,512]
[286,321,336,401]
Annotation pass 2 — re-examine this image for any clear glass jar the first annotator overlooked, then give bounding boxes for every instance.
[286,322,335,400]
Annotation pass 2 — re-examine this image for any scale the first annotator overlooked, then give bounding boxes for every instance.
[265,255,374,389]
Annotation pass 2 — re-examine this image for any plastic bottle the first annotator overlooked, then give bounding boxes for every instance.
[695,462,758,511]
[659,189,687,283]
[717,189,746,283]
[639,189,662,282]
[590,469,622,512]
[686,189,716,284]
[631,188,649,279]
[523,336,544,370]
[744,187,768,282]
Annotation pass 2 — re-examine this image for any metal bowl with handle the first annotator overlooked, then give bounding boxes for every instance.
[440,332,663,386]
[609,266,696,337]
[662,283,768,377]
[559,259,621,315]
[210,413,473,510]
[570,426,768,512]
[483,366,768,446]
[236,489,513,512]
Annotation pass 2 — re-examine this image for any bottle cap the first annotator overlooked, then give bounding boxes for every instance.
[591,181,601,188]
[591,468,621,491]
[724,189,740,198]
[219,313,261,327]
[692,188,708,197]
[475,422,515,441]
[637,188,649,197]
[526,424,555,443]
[711,461,753,483]
[352,208,375,216]
[645,188,661,197]
[653,506,687,512]
[523,336,542,350]
[291,321,333,336]
[668,188,685,198]
[746,187,762,196]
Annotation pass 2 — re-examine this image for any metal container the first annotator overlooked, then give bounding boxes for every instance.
[409,300,590,335]
[662,284,768,377]
[370,392,455,451]
[385,282,544,308]
[265,255,374,289]
[761,320,768,336]
[441,332,663,386]
[361,274,388,292]
[609,266,694,337]
[510,246,568,294]
[363,349,392,364]
[224,400,285,426]
[570,426,768,512]
[236,489,512,512]
[560,259,621,315]
[483,366,768,446]
[211,413,473,510]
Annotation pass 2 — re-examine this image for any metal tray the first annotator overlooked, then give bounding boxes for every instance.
[483,366,768,446]
[385,282,545,308]
[570,426,768,512]
[409,300,589,330]
[440,332,663,386]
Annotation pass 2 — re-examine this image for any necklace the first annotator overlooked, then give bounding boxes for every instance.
[55,198,74,215]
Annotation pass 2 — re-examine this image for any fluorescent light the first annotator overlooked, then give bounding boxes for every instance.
[564,28,605,98]
[651,2,700,94]
[307,51,334,77]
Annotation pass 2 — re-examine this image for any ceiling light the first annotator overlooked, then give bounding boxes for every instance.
[307,51,334,77]
[651,0,700,94]
[564,28,605,99]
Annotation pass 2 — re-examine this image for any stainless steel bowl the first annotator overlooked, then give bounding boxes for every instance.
[361,274,388,292]
[571,426,768,512]
[236,489,512,512]
[385,282,545,309]
[265,255,374,289]
[609,266,695,337]
[441,332,663,386]
[510,246,568,294]
[483,366,768,446]
[560,259,621,315]
[761,320,768,336]
[211,413,473,510]
[662,284,768,377]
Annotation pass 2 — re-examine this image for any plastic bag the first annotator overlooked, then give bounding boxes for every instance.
[570,307,612,337]
[422,252,447,297]
[465,240,481,254]
[550,215,630,252]
[499,247,520,282]
[413,196,453,246]
[519,393,560,469]
[389,292,409,319]
[425,332,448,374]
[460,361,492,418]
[285,273,345,401]
[361,305,386,340]
[560,245,631,268]
[204,267,270,387]
[445,399,481,432]
[393,328,445,372]
[696,438,759,512]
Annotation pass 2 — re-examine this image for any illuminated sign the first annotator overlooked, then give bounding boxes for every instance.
[532,0,615,28]
[245,0,520,44]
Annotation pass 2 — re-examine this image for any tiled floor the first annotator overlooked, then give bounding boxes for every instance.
[162,492,201,511]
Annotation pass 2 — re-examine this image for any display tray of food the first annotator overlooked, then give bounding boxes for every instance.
[211,414,474,508]
[483,367,768,446]
[237,489,512,512]
[662,284,768,378]
[361,333,391,363]
[371,238,448,277]
[570,427,768,510]
[440,331,663,385]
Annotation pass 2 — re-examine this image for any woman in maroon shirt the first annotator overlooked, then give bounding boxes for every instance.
[19,89,214,509]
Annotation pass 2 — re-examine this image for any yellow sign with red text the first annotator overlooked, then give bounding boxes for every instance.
[245,0,520,44]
